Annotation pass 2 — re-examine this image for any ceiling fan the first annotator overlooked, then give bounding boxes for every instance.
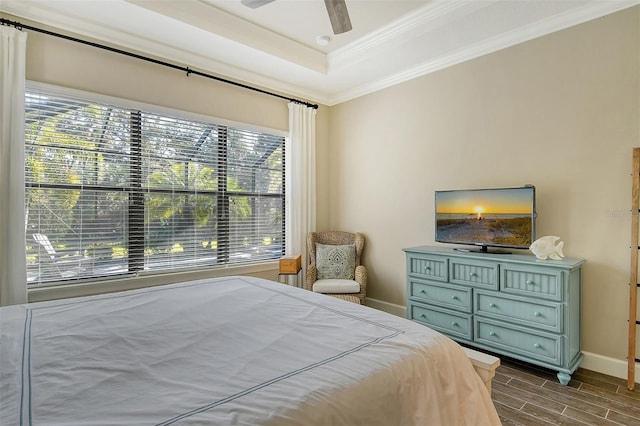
[240,0,352,35]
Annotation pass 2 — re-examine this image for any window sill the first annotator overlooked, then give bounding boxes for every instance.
[28,261,280,303]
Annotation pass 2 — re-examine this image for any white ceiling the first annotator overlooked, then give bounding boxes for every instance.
[1,0,638,106]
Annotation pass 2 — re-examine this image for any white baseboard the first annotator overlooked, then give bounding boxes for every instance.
[582,351,640,383]
[365,297,640,384]
[364,297,407,318]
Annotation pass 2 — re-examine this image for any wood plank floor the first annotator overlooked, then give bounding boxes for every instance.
[493,358,640,425]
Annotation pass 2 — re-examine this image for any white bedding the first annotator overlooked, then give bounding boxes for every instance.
[0,276,500,425]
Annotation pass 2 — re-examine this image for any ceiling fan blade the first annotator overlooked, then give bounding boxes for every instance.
[240,0,275,9]
[324,0,352,34]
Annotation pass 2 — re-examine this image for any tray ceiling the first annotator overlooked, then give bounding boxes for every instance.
[1,0,637,105]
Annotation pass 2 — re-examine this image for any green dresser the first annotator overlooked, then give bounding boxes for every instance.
[403,245,585,385]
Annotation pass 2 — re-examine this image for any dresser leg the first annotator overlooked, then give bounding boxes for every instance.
[557,372,571,385]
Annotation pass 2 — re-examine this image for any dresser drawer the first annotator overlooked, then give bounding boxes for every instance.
[407,254,448,282]
[450,259,498,290]
[409,279,472,313]
[409,303,472,340]
[475,290,563,332]
[501,266,563,301]
[475,318,561,365]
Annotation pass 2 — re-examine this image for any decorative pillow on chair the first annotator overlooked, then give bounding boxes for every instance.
[316,243,356,280]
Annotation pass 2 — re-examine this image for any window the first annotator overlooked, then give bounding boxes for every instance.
[25,85,285,286]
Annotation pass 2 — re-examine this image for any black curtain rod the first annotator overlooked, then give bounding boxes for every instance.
[0,17,319,109]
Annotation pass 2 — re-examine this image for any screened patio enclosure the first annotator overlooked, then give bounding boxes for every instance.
[25,88,285,286]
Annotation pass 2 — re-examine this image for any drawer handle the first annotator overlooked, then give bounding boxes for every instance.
[419,290,426,294]
[534,343,541,349]
[526,280,535,285]
[469,272,477,278]
[451,321,459,327]
[534,311,541,317]
[451,295,458,300]
[489,303,497,308]
[424,266,431,272]
[419,314,426,319]
[489,331,496,337]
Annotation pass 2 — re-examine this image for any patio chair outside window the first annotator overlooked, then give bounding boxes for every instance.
[33,234,94,279]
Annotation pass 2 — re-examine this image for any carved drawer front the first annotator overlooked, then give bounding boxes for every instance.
[410,303,472,341]
[410,279,472,313]
[408,254,448,282]
[450,259,498,290]
[475,290,563,333]
[475,318,561,365]
[501,266,563,301]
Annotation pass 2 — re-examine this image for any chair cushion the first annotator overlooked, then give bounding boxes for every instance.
[312,279,360,294]
[315,243,356,280]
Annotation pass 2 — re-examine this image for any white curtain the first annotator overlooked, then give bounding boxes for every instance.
[286,102,317,275]
[0,26,27,306]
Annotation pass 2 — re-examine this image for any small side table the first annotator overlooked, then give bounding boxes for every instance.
[278,255,302,288]
[278,268,302,287]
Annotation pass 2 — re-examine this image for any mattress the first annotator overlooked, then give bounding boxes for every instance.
[0,276,500,425]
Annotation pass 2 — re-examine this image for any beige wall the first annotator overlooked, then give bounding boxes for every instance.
[23,20,291,130]
[323,7,639,365]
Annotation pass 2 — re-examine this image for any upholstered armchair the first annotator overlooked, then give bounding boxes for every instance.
[305,231,367,304]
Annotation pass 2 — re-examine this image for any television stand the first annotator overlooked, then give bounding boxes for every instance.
[403,245,585,385]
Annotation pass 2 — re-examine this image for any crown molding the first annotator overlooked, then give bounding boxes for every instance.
[125,0,328,74]
[326,0,640,105]
[0,2,332,104]
[2,0,638,107]
[328,0,482,69]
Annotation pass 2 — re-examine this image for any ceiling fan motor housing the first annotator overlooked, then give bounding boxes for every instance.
[240,0,352,35]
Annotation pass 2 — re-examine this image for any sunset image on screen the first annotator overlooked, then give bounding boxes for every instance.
[435,187,534,247]
[436,188,533,216]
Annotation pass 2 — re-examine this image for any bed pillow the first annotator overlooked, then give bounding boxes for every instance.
[316,243,356,280]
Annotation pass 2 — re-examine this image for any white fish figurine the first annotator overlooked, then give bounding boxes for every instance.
[529,236,564,260]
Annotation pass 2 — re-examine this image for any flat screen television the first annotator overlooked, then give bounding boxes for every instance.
[435,185,536,253]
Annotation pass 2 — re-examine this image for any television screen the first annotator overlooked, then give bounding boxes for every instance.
[435,186,536,251]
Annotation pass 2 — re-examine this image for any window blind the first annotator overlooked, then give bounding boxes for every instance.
[25,88,285,286]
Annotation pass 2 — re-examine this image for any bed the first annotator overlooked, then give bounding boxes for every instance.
[1,276,500,425]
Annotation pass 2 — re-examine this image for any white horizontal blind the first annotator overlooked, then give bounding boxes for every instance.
[25,88,285,286]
